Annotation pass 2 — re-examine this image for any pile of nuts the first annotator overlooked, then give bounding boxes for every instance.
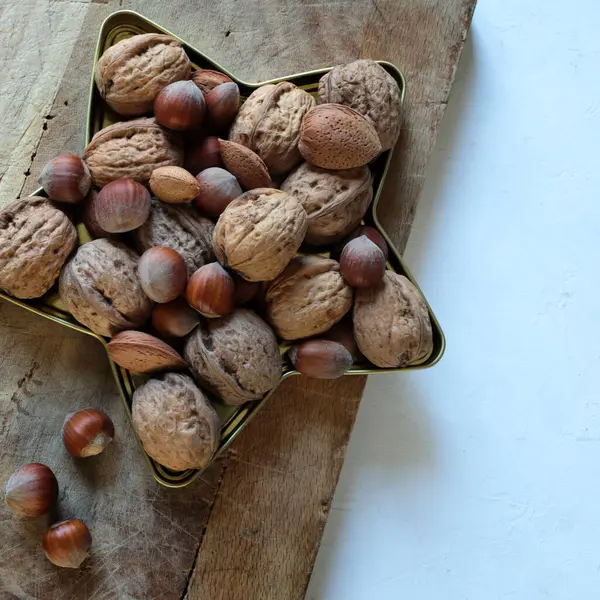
[0,33,434,493]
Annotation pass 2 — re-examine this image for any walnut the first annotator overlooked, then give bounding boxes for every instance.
[59,239,152,337]
[280,162,373,245]
[184,309,282,406]
[213,188,307,282]
[319,59,402,151]
[229,82,316,175]
[266,255,353,340]
[95,34,191,116]
[353,271,433,367]
[132,373,220,471]
[83,118,183,188]
[0,197,77,299]
[135,199,214,275]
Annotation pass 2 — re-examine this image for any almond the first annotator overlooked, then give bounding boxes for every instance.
[149,166,201,203]
[107,330,188,373]
[298,103,382,169]
[218,139,271,190]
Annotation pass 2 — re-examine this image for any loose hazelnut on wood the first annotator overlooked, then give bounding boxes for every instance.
[43,519,92,569]
[38,154,91,204]
[154,80,206,131]
[94,178,151,233]
[205,82,240,130]
[193,167,242,217]
[150,166,201,204]
[191,69,233,94]
[138,247,188,303]
[4,463,58,518]
[185,136,223,174]
[152,297,200,338]
[186,262,235,318]
[62,409,114,458]
[288,339,353,379]
[340,235,386,288]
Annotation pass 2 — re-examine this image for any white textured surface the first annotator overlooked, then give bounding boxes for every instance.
[307,1,600,598]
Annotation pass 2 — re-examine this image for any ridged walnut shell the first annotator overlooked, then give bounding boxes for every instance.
[94,34,191,116]
[266,255,353,340]
[132,373,220,471]
[135,199,215,275]
[280,162,373,245]
[298,104,381,169]
[59,239,152,337]
[213,188,308,282]
[83,118,183,188]
[353,271,433,367]
[319,60,402,151]
[184,309,282,406]
[0,197,77,299]
[229,82,316,175]
[107,330,187,373]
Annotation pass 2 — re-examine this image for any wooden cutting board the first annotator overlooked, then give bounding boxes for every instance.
[0,1,476,598]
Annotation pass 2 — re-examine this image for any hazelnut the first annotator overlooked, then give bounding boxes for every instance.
[205,82,240,130]
[152,297,200,338]
[62,409,114,458]
[154,80,206,131]
[288,340,353,379]
[43,519,92,569]
[322,317,361,361]
[218,139,271,190]
[149,166,201,203]
[4,463,58,518]
[81,190,110,239]
[186,262,235,318]
[93,178,151,233]
[213,188,308,282]
[340,235,386,288]
[341,225,388,259]
[299,103,381,169]
[353,271,433,368]
[193,167,242,217]
[38,154,91,204]
[185,136,223,174]
[138,247,188,303]
[107,330,188,373]
[191,69,233,94]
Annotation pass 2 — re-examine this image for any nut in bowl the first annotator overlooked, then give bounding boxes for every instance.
[0,11,444,489]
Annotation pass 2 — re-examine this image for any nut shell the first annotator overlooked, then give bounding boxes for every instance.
[353,271,433,367]
[132,373,220,471]
[280,162,372,245]
[218,139,271,190]
[59,239,152,337]
[83,117,183,188]
[0,197,77,299]
[288,339,353,379]
[299,103,381,169]
[38,154,91,204]
[319,59,402,151]
[135,199,215,275]
[150,166,201,203]
[184,308,282,406]
[94,34,191,116]
[191,69,233,94]
[154,80,206,131]
[266,255,353,340]
[229,82,316,174]
[213,188,308,282]
[107,330,187,373]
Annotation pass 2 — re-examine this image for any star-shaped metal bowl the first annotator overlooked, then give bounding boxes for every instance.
[0,10,445,488]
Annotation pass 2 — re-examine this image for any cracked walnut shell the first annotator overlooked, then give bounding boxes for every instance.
[184,309,282,406]
[213,188,308,282]
[229,81,316,175]
[353,271,433,367]
[83,118,183,188]
[95,34,191,116]
[318,59,402,151]
[0,197,77,299]
[59,239,152,337]
[132,373,220,471]
[266,255,353,340]
[135,199,215,275]
[280,162,373,245]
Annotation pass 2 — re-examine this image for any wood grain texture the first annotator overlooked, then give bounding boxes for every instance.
[0,1,475,598]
